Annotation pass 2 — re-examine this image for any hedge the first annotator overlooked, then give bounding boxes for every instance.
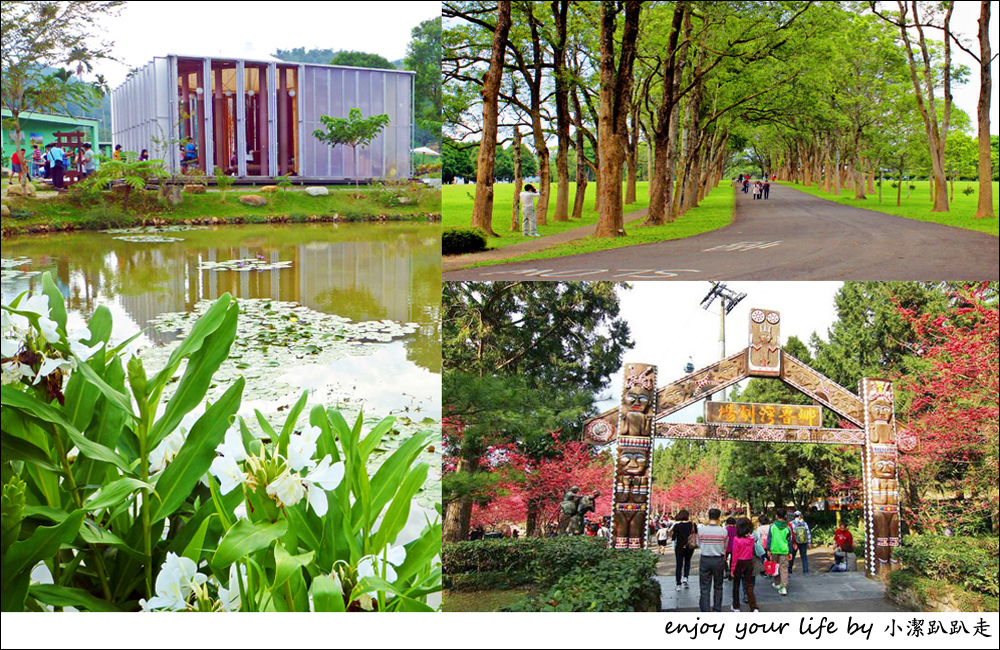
[443,537,609,590]
[442,227,488,255]
[503,552,661,612]
[893,535,998,598]
[888,570,999,613]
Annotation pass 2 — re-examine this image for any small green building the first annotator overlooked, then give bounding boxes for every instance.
[1,109,101,162]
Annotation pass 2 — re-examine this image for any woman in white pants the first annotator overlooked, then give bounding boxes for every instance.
[520,184,541,237]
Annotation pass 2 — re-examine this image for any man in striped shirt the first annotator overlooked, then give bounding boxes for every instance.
[698,508,728,612]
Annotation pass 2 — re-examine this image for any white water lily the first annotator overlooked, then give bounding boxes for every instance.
[287,425,321,472]
[209,454,245,495]
[140,552,208,612]
[67,327,104,362]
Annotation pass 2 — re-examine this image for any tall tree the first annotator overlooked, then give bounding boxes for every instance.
[470,1,512,236]
[593,0,641,238]
[1,1,124,189]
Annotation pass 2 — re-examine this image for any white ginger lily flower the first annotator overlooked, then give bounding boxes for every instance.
[287,425,321,472]
[266,455,345,516]
[140,552,207,611]
[67,327,104,362]
[217,564,247,613]
[32,356,71,385]
[1,337,19,358]
[216,427,247,463]
[149,429,185,475]
[37,316,61,344]
[210,454,245,495]
[18,294,50,319]
[358,544,408,586]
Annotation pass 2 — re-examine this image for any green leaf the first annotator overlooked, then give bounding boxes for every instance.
[309,405,340,463]
[309,575,346,612]
[41,273,68,334]
[1,386,133,475]
[395,596,435,612]
[351,575,404,602]
[1,510,85,599]
[147,294,233,393]
[151,378,245,523]
[28,584,122,612]
[366,430,430,520]
[78,521,145,560]
[74,362,136,423]
[84,477,152,512]
[255,410,278,442]
[213,518,287,570]
[277,391,310,460]
[61,306,114,433]
[358,415,396,463]
[271,544,314,592]
[1,431,61,473]
[372,463,429,554]
[74,357,128,488]
[182,514,216,564]
[395,520,442,584]
[148,298,239,451]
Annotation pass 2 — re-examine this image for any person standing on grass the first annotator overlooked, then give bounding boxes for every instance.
[48,143,66,190]
[731,517,759,612]
[698,508,728,612]
[671,509,696,591]
[520,184,541,237]
[789,510,811,573]
[767,507,796,596]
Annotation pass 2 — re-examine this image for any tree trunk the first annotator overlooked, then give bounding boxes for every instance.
[470,1,512,236]
[443,498,474,543]
[571,88,589,220]
[551,0,571,222]
[593,1,641,238]
[526,499,541,537]
[625,106,639,204]
[974,0,995,219]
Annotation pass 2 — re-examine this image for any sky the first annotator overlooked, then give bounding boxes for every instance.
[87,1,441,89]
[593,281,844,423]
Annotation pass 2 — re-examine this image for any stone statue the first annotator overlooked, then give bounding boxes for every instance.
[558,487,600,536]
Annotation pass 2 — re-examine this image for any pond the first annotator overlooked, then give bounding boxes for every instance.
[2,221,443,511]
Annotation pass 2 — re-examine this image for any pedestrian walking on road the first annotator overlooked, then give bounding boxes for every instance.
[671,510,696,591]
[790,511,811,573]
[766,507,797,596]
[763,181,770,199]
[698,508,728,612]
[731,517,759,612]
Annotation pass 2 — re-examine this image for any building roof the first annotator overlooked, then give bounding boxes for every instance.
[0,109,100,127]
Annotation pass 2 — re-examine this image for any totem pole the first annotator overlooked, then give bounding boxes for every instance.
[861,378,901,577]
[612,363,656,549]
[748,308,781,376]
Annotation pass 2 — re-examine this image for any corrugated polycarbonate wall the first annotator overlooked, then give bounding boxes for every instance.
[299,66,413,180]
[111,57,176,167]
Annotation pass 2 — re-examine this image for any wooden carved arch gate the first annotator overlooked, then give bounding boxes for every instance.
[582,309,915,578]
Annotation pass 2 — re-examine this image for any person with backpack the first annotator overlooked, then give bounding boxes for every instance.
[671,509,696,591]
[789,511,811,573]
[766,507,797,596]
[697,508,728,612]
[730,517,759,612]
[753,514,770,575]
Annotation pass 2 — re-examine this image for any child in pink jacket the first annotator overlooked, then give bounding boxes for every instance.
[730,517,759,612]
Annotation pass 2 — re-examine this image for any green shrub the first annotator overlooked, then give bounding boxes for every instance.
[504,551,660,612]
[442,227,488,255]
[443,536,608,589]
[894,535,998,597]
[888,570,999,612]
[962,185,975,196]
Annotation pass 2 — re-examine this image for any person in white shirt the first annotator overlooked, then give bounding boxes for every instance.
[520,184,541,237]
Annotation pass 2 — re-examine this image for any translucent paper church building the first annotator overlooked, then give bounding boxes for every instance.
[111,55,414,181]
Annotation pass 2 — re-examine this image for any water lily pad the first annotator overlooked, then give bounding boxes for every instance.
[197,259,294,272]
[1,258,40,282]
[103,225,211,234]
[112,235,185,243]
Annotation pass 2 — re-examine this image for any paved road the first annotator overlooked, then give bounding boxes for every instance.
[656,545,909,613]
[445,183,999,281]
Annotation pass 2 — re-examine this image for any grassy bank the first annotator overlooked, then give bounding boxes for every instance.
[1,184,441,235]
[461,180,735,266]
[443,181,652,250]
[776,179,999,236]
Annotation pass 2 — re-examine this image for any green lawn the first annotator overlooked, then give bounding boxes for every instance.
[2,185,440,233]
[442,588,538,612]
[444,181,652,250]
[458,180,735,266]
[777,179,999,236]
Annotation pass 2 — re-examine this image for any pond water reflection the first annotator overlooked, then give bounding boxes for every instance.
[1,222,442,416]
